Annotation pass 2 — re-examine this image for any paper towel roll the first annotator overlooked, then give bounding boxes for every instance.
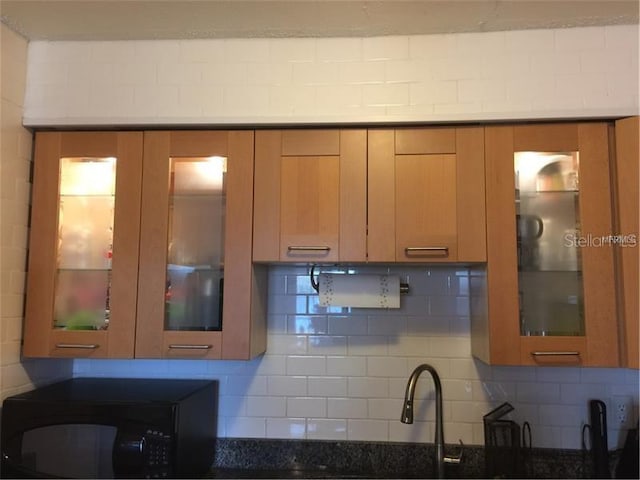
[318,273,400,308]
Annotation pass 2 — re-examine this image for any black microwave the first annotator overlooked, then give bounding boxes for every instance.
[1,378,218,479]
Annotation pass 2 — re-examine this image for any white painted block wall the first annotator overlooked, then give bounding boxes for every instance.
[0,25,72,401]
[20,24,640,449]
[24,25,638,125]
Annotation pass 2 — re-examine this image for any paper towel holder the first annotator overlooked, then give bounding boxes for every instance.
[309,264,410,294]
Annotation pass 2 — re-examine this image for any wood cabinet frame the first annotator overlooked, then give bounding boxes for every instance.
[135,131,266,360]
[368,126,486,263]
[613,116,639,369]
[476,122,619,366]
[253,129,367,263]
[24,132,143,358]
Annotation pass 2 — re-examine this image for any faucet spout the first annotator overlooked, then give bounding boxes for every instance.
[400,364,445,479]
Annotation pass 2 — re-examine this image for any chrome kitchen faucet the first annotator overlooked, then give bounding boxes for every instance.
[401,364,463,479]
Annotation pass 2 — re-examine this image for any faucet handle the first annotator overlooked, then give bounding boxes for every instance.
[443,439,464,465]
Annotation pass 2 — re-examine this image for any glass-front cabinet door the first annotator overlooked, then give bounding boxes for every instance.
[135,131,264,359]
[24,132,143,358]
[479,123,619,366]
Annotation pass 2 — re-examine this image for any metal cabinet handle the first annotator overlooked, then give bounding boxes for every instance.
[55,343,99,349]
[287,246,331,252]
[531,351,580,357]
[168,344,212,350]
[404,247,449,255]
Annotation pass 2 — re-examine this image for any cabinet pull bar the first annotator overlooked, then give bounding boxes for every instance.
[288,246,331,252]
[530,351,580,357]
[55,343,99,349]
[168,344,212,350]
[405,247,449,255]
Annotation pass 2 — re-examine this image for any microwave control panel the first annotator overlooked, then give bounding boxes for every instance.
[143,429,172,478]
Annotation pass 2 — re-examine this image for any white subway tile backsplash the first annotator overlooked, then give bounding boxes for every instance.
[367,356,408,378]
[348,377,389,398]
[218,395,248,417]
[427,337,471,358]
[444,421,474,445]
[536,367,582,384]
[406,315,450,336]
[266,418,306,439]
[326,356,367,377]
[287,397,327,418]
[267,334,308,354]
[286,355,326,376]
[389,421,432,443]
[539,404,588,427]
[368,398,402,420]
[308,376,348,397]
[347,419,388,441]
[388,336,430,357]
[226,417,266,438]
[517,382,561,404]
[328,315,368,335]
[308,336,347,356]
[347,336,388,356]
[307,419,347,440]
[267,376,307,396]
[252,355,287,376]
[368,315,407,336]
[226,375,268,396]
[328,398,368,419]
[287,315,328,335]
[246,396,286,417]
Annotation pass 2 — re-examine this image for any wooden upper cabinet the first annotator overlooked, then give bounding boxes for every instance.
[477,122,619,367]
[23,132,143,358]
[24,130,265,361]
[253,129,367,263]
[614,116,639,369]
[136,131,265,360]
[368,127,486,263]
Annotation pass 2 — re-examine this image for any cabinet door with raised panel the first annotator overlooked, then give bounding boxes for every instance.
[253,129,367,263]
[135,131,266,360]
[478,122,618,367]
[614,116,639,369]
[23,132,143,358]
[368,127,486,263]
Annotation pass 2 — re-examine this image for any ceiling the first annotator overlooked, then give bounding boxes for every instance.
[1,0,638,41]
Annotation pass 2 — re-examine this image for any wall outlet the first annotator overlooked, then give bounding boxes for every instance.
[612,395,634,428]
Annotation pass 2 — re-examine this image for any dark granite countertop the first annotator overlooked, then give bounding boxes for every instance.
[209,438,619,479]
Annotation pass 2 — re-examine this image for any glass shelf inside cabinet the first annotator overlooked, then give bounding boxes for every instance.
[54,157,116,330]
[165,156,226,332]
[514,151,584,337]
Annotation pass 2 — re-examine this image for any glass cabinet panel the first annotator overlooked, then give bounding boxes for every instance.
[515,151,584,336]
[165,156,226,331]
[54,157,116,330]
